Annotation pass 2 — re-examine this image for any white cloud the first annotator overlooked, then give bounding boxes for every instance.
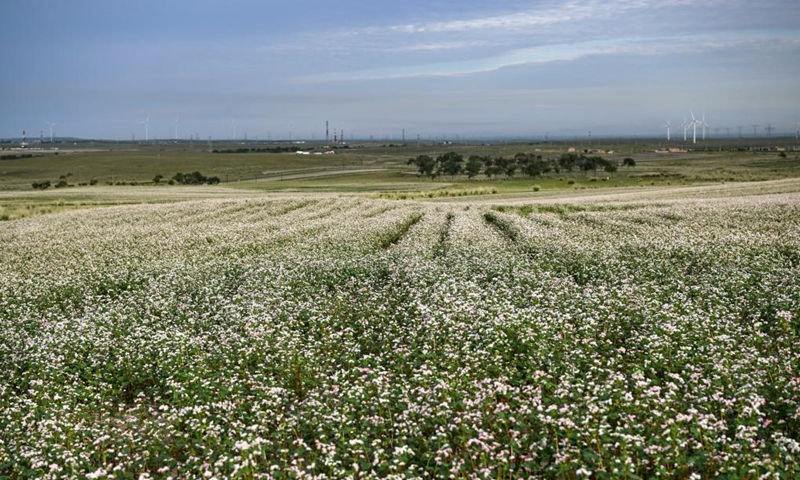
[367,0,731,35]
[395,41,489,52]
[296,32,800,83]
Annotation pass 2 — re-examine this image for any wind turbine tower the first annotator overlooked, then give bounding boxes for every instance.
[140,116,150,141]
[795,123,799,139]
[45,121,56,142]
[700,114,709,141]
[172,117,179,140]
[681,117,689,142]
[663,120,671,141]
[326,121,329,143]
[690,111,699,144]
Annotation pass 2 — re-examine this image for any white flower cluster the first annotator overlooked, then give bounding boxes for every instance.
[0,193,798,478]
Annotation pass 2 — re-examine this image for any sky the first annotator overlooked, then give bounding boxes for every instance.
[1,0,799,140]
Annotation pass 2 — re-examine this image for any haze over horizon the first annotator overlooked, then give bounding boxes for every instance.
[1,0,799,141]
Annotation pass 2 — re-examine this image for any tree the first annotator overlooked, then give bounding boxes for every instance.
[172,171,217,185]
[559,153,581,172]
[482,156,502,179]
[495,156,517,178]
[436,152,464,178]
[153,174,163,184]
[581,156,612,176]
[623,157,636,167]
[465,155,483,179]
[407,155,437,178]
[518,153,552,178]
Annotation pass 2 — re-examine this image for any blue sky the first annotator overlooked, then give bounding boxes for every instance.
[1,0,799,140]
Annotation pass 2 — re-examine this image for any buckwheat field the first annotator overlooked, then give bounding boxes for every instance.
[1,191,799,479]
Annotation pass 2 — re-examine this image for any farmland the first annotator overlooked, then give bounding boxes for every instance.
[1,143,800,478]
[1,167,799,477]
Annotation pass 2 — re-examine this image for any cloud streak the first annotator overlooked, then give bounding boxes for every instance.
[365,0,732,35]
[297,33,800,83]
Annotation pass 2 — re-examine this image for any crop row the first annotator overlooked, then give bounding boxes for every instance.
[1,194,798,478]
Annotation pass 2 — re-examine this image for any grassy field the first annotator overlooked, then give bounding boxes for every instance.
[1,140,799,478]
[2,139,799,222]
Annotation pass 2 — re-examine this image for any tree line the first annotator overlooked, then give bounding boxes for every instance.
[407,152,635,179]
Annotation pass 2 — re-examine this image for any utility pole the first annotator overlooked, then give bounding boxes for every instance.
[765,124,774,138]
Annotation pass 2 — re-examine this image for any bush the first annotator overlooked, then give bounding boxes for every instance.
[32,180,51,190]
[172,172,221,185]
[533,185,541,191]
[89,179,98,186]
[55,180,69,188]
[153,175,163,184]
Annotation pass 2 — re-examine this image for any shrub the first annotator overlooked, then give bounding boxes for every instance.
[172,171,219,185]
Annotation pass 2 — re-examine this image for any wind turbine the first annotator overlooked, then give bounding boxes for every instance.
[681,117,689,142]
[140,115,150,141]
[231,119,237,141]
[172,117,179,140]
[795,123,799,139]
[45,121,56,142]
[700,114,709,141]
[690,110,698,144]
[663,120,671,141]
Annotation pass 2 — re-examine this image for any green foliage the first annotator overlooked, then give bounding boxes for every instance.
[465,155,483,179]
[436,151,464,177]
[31,180,51,190]
[377,212,423,248]
[407,154,437,178]
[172,171,219,185]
